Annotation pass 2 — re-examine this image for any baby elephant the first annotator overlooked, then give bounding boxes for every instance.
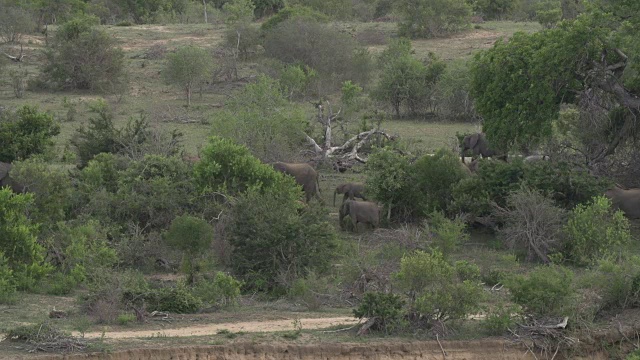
[339,200,380,232]
[334,182,366,206]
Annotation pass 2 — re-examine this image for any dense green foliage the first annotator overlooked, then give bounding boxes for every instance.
[564,196,631,266]
[353,292,405,334]
[0,106,60,163]
[164,215,214,283]
[505,265,575,316]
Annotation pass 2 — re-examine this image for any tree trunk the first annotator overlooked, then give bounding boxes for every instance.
[203,0,208,23]
[187,85,192,106]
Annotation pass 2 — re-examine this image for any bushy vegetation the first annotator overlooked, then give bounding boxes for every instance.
[163,45,213,106]
[396,0,471,38]
[0,106,60,163]
[505,265,575,317]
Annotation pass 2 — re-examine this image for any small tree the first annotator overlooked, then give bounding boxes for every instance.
[164,215,214,284]
[396,0,471,39]
[163,45,213,106]
[0,105,61,163]
[0,5,35,43]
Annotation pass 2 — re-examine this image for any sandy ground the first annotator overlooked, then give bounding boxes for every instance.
[78,316,361,339]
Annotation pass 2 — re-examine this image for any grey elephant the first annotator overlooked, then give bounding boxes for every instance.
[0,162,24,193]
[604,186,640,219]
[460,133,504,162]
[334,182,366,206]
[339,200,381,232]
[272,162,323,203]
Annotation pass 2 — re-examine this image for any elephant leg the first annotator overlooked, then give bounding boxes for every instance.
[351,217,359,233]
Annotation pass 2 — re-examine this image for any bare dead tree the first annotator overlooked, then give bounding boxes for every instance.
[304,101,397,167]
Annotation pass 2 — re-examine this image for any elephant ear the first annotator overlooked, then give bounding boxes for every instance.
[0,162,11,181]
[468,134,480,149]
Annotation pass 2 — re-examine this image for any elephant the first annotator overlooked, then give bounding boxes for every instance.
[604,186,640,219]
[524,155,550,162]
[272,162,323,203]
[334,182,366,206]
[460,133,505,162]
[339,200,381,232]
[0,162,24,193]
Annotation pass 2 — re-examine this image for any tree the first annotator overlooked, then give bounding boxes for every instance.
[373,39,445,116]
[467,0,515,20]
[396,0,471,38]
[0,105,60,163]
[164,215,214,284]
[163,45,212,106]
[471,1,640,164]
[0,4,35,43]
[41,15,127,92]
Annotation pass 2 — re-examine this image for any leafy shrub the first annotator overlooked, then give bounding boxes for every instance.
[412,149,469,214]
[396,0,471,39]
[147,283,202,313]
[481,253,519,286]
[483,303,522,335]
[10,158,72,227]
[505,265,575,317]
[563,196,630,266]
[209,76,308,162]
[261,5,328,31]
[365,148,412,221]
[496,187,566,263]
[0,5,35,43]
[585,257,640,311]
[353,292,406,334]
[373,39,445,116]
[263,18,372,93]
[41,15,127,92]
[228,191,336,292]
[279,64,317,100]
[395,250,483,323]
[0,188,50,290]
[0,105,60,163]
[164,215,214,284]
[288,271,331,310]
[0,253,16,304]
[433,60,476,121]
[224,23,262,60]
[117,313,136,325]
[163,45,213,106]
[428,211,469,255]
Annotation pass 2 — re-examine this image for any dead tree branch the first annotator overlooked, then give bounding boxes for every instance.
[2,44,24,62]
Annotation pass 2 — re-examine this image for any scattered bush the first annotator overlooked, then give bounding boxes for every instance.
[117,313,136,325]
[209,76,308,162]
[353,292,406,334]
[228,190,336,292]
[0,253,16,304]
[0,5,35,43]
[563,196,630,266]
[163,45,213,106]
[496,187,566,263]
[41,15,127,92]
[147,283,202,313]
[263,18,372,94]
[412,149,469,214]
[433,60,476,121]
[365,148,413,221]
[482,302,522,335]
[396,0,471,39]
[585,257,640,311]
[395,250,483,324]
[0,105,60,163]
[260,5,328,31]
[505,265,575,317]
[224,23,262,59]
[373,39,445,117]
[164,215,214,284]
[428,211,469,255]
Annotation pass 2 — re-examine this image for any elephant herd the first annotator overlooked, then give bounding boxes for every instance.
[270,162,379,232]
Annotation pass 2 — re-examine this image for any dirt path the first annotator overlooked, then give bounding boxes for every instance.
[78,316,361,339]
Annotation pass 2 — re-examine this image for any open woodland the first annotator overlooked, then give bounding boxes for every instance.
[1,0,640,359]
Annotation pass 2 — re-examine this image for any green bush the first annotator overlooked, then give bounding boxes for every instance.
[0,252,16,304]
[263,18,372,93]
[433,60,476,121]
[0,105,60,163]
[505,265,575,317]
[365,148,413,221]
[482,303,522,335]
[261,5,328,31]
[209,76,308,162]
[117,313,136,325]
[0,188,50,290]
[224,23,262,59]
[41,15,127,92]
[396,0,471,39]
[429,211,469,255]
[353,292,406,334]
[373,39,445,116]
[164,215,214,284]
[564,196,630,266]
[412,149,469,214]
[228,191,336,292]
[395,250,483,323]
[147,283,202,313]
[586,257,640,311]
[163,45,213,106]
